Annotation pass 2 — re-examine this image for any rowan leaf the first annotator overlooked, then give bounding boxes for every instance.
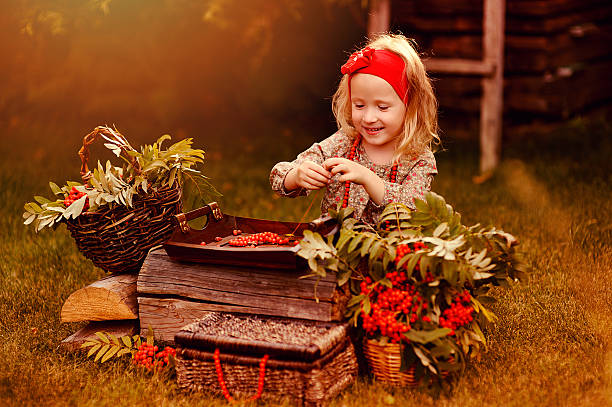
[87,344,101,358]
[95,332,110,344]
[95,344,110,362]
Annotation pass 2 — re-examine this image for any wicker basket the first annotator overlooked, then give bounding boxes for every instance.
[64,126,182,274]
[363,339,419,387]
[175,313,358,406]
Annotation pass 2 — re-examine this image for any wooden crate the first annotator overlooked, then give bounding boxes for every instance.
[137,249,348,342]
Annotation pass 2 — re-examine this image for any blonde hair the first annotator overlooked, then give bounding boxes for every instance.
[332,34,440,162]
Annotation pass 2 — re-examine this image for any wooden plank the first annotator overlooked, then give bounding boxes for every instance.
[368,0,391,37]
[424,58,494,76]
[60,320,138,351]
[139,250,336,300]
[479,0,505,175]
[61,273,138,322]
[137,250,341,323]
[138,296,342,343]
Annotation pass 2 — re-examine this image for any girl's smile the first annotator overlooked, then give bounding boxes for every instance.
[350,73,406,160]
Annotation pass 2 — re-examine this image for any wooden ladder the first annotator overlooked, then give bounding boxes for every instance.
[369,0,506,178]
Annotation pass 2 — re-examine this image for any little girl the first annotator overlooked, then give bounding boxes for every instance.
[270,34,439,224]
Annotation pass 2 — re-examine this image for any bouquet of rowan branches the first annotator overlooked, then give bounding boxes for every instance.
[297,192,528,390]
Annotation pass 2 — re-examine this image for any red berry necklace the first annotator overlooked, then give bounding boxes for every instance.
[214,348,269,403]
[341,135,399,208]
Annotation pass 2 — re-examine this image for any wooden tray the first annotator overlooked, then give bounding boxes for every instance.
[163,203,338,270]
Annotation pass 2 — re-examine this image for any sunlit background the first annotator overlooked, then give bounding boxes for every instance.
[1,0,368,149]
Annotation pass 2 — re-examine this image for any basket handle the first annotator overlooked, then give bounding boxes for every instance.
[78,126,142,183]
[174,202,223,233]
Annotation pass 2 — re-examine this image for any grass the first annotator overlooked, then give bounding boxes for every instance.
[0,117,611,406]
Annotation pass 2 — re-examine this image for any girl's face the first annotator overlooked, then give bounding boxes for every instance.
[350,73,406,150]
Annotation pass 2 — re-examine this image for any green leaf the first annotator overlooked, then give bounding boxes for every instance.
[336,268,352,287]
[95,344,110,362]
[360,236,375,257]
[87,344,101,358]
[95,332,110,344]
[379,278,392,288]
[34,196,51,205]
[168,166,177,187]
[108,333,120,345]
[49,182,63,196]
[80,341,97,348]
[347,294,365,307]
[433,222,448,237]
[404,328,452,344]
[101,345,120,363]
[120,335,132,348]
[362,296,371,314]
[117,348,132,357]
[347,234,363,253]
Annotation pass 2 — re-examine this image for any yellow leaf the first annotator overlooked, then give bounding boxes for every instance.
[101,346,120,363]
[95,344,110,362]
[95,332,110,344]
[87,344,101,358]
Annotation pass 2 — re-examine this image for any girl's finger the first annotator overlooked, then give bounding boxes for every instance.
[330,164,347,175]
[307,170,331,184]
[309,164,332,178]
[301,180,323,190]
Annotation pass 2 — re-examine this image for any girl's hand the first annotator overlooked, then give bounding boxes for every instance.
[323,157,385,204]
[284,160,332,191]
[323,157,370,184]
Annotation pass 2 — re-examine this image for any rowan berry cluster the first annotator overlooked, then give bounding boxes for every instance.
[63,186,89,210]
[394,242,427,268]
[360,272,429,343]
[394,242,435,282]
[439,290,474,335]
[132,343,176,370]
[228,231,297,247]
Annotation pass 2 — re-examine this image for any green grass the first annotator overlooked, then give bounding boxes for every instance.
[0,118,611,406]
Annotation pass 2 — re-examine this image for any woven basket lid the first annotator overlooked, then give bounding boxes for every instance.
[174,312,349,362]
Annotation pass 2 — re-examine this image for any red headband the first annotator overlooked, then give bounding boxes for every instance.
[341,47,409,104]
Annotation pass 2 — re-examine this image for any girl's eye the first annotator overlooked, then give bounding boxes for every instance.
[378,105,389,111]
[354,104,364,109]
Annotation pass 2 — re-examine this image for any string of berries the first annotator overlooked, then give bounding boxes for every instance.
[341,135,399,208]
[227,231,298,247]
[214,348,269,402]
[132,343,176,370]
[63,186,89,211]
[439,290,474,335]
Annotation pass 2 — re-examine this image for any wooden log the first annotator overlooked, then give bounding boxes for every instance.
[60,320,138,352]
[61,273,138,322]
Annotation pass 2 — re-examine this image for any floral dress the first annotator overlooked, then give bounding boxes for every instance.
[270,132,437,224]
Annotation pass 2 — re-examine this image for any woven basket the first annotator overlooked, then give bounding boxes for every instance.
[175,313,358,406]
[64,126,182,274]
[363,339,419,387]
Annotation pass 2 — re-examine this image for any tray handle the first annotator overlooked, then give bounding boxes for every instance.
[175,202,223,233]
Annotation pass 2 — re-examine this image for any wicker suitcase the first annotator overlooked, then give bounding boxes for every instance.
[174,312,358,406]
